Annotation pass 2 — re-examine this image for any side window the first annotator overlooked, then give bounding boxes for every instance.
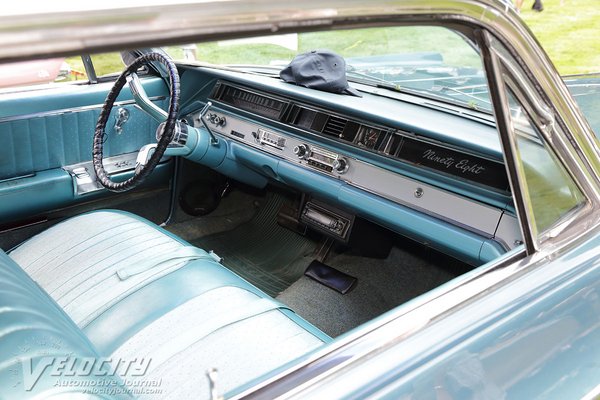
[0,52,124,91]
[89,52,125,78]
[505,89,585,234]
[0,57,88,90]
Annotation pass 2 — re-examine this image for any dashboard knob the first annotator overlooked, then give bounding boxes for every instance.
[294,144,308,159]
[333,158,349,174]
[206,112,226,126]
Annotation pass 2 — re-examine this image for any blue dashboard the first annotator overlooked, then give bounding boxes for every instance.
[175,65,523,265]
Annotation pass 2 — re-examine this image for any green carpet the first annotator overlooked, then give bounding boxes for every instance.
[193,192,317,296]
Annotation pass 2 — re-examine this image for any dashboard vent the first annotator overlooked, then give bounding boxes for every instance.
[322,115,348,138]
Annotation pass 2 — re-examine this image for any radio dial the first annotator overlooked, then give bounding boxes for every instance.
[333,158,349,174]
[294,144,308,159]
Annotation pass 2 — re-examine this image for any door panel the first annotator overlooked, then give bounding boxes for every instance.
[0,100,167,180]
[0,76,171,226]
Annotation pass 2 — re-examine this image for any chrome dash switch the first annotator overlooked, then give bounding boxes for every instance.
[332,157,349,174]
[294,144,308,159]
[257,128,285,150]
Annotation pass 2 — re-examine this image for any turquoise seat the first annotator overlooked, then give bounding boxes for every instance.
[1,211,329,399]
[0,250,129,398]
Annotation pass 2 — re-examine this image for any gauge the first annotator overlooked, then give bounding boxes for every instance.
[358,126,381,149]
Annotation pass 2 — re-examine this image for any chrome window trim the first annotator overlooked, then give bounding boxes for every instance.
[81,54,97,84]
[478,29,537,254]
[485,31,596,250]
[3,1,600,397]
[582,383,600,400]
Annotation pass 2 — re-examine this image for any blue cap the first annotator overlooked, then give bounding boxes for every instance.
[280,50,362,97]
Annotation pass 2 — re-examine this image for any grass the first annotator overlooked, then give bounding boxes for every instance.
[63,53,124,81]
[519,0,600,75]
[165,26,481,69]
[64,5,598,79]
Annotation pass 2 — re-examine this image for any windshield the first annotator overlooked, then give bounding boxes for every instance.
[564,73,600,137]
[165,26,492,112]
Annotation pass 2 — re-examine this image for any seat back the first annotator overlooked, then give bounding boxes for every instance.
[0,251,128,399]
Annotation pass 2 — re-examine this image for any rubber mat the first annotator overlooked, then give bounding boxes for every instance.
[193,193,318,296]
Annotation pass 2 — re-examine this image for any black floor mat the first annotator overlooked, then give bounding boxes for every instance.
[193,192,318,296]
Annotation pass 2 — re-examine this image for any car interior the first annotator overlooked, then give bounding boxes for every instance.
[0,23,554,399]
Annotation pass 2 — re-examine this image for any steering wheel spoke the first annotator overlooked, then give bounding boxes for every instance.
[127,72,168,123]
[136,144,158,168]
[93,52,180,192]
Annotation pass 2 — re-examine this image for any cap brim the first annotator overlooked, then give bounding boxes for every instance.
[344,85,362,97]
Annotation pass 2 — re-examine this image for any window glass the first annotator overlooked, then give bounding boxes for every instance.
[506,89,585,233]
[0,52,125,91]
[164,26,491,112]
[0,57,87,90]
[564,73,600,139]
[89,52,125,77]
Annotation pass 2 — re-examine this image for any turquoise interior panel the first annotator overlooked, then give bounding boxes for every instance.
[0,250,127,398]
[0,76,172,223]
[479,239,507,263]
[0,77,168,119]
[277,161,343,204]
[0,99,167,181]
[230,141,281,180]
[179,67,513,209]
[0,162,172,225]
[0,169,72,221]
[202,135,496,266]
[337,185,487,265]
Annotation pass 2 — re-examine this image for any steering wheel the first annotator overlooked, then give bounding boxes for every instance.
[93,52,180,192]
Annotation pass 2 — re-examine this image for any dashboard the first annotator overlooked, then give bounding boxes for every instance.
[210,81,510,194]
[180,67,522,264]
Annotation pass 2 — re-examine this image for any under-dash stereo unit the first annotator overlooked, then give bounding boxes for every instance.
[300,200,354,242]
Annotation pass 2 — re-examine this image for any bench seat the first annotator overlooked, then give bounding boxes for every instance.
[1,211,329,399]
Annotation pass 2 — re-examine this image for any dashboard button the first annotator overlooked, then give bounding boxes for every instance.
[294,144,309,159]
[333,158,349,174]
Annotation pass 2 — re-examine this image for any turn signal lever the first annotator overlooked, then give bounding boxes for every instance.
[137,120,201,167]
[198,101,220,146]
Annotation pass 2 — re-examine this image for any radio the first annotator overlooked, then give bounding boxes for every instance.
[293,144,349,174]
[300,200,354,241]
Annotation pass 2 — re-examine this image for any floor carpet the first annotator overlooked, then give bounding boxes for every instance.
[192,192,318,297]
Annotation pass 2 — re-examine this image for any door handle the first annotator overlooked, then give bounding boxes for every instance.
[114,107,130,134]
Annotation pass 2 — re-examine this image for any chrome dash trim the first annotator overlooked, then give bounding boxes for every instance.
[195,110,521,247]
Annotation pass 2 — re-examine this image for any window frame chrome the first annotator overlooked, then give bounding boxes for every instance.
[228,8,600,399]
[2,1,600,398]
